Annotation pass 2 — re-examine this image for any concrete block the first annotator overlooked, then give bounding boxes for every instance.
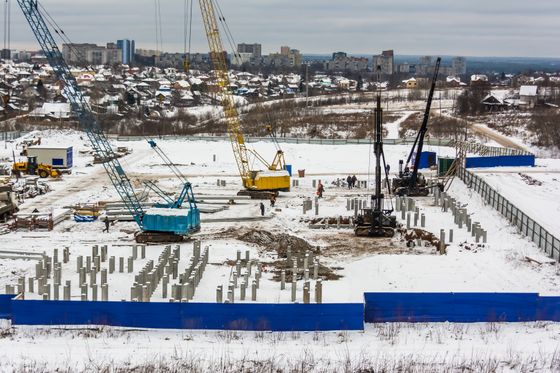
[109,256,115,274]
[315,280,322,303]
[216,285,223,303]
[102,284,108,301]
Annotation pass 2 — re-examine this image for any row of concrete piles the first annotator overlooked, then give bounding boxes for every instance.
[170,242,209,302]
[74,244,145,301]
[281,249,322,303]
[5,247,73,301]
[396,196,427,229]
[75,244,125,301]
[217,250,260,303]
[434,188,488,246]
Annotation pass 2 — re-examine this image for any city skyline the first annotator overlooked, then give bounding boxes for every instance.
[5,0,560,58]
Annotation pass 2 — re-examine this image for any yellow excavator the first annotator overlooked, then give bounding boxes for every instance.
[198,0,290,199]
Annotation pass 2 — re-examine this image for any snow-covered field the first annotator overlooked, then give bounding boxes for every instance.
[474,159,560,235]
[1,130,560,371]
[1,320,559,371]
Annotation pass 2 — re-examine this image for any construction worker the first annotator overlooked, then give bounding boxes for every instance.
[270,195,276,208]
[346,175,352,189]
[259,202,265,216]
[103,217,110,233]
[317,181,324,198]
[351,175,358,188]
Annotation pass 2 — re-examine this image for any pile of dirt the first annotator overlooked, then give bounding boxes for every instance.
[305,217,353,225]
[226,228,342,281]
[519,173,543,186]
[236,228,318,258]
[400,228,441,247]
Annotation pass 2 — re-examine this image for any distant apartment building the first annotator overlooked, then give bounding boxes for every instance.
[398,62,416,74]
[232,53,253,66]
[0,49,10,59]
[263,46,302,67]
[237,43,262,59]
[372,50,394,75]
[325,53,368,72]
[452,57,467,75]
[233,43,261,66]
[62,43,122,65]
[332,51,347,60]
[136,48,159,57]
[117,39,135,65]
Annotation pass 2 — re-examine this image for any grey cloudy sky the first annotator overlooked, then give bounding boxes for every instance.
[9,0,560,57]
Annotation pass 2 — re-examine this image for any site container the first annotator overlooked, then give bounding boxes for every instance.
[27,146,73,169]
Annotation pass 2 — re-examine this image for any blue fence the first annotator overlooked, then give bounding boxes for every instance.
[10,300,364,331]
[363,292,560,323]
[0,294,13,319]
[465,155,535,169]
[3,293,560,328]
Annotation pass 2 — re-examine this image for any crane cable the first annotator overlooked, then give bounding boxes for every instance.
[183,0,193,72]
[154,0,163,56]
[36,2,91,68]
[212,0,241,63]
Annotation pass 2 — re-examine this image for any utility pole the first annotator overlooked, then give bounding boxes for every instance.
[305,63,309,108]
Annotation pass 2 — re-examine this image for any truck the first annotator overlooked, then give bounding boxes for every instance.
[0,184,18,222]
[26,146,73,171]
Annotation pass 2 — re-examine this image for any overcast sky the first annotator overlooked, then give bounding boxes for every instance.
[8,0,560,57]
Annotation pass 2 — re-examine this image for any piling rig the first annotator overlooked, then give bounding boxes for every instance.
[392,57,441,197]
[354,95,397,238]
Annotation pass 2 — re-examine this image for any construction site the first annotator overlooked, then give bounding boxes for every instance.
[0,0,559,372]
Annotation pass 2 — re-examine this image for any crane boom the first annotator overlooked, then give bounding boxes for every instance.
[410,57,441,186]
[198,0,250,184]
[17,0,145,226]
[197,0,290,197]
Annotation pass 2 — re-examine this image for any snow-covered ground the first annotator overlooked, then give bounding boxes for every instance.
[1,130,560,371]
[474,159,560,235]
[0,320,559,371]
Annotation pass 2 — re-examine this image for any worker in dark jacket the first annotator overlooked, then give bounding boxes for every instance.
[103,217,110,233]
[317,181,324,198]
[346,175,352,189]
[259,202,265,216]
[351,175,358,188]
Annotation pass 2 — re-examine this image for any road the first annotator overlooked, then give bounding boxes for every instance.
[438,112,529,152]
[469,123,528,152]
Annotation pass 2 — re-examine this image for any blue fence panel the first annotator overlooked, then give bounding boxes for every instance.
[11,300,364,331]
[0,295,14,319]
[364,293,539,323]
[536,297,560,321]
[465,155,535,169]
[419,151,437,169]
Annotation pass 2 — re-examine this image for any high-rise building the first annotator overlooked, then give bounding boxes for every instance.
[332,51,347,60]
[452,57,467,75]
[237,43,262,59]
[280,46,290,57]
[117,39,135,65]
[372,50,394,75]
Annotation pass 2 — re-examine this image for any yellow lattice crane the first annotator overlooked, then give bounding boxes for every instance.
[198,0,290,198]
